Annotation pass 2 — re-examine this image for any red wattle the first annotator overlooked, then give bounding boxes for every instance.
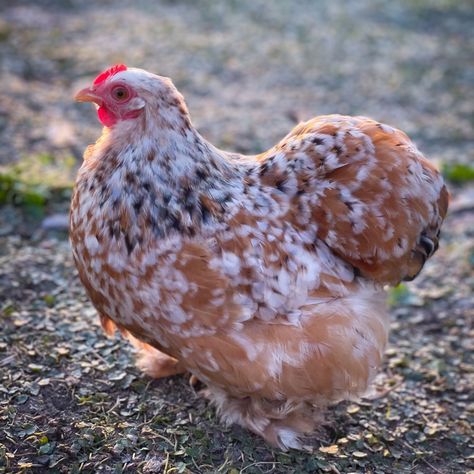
[97,106,117,127]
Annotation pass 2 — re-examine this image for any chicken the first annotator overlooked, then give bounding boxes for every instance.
[71,64,449,449]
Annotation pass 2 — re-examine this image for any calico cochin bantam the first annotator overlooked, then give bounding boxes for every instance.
[71,64,448,449]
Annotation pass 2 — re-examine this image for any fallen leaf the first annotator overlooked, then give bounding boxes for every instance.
[319,445,339,454]
[347,404,360,414]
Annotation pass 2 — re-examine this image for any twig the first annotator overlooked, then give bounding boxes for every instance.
[0,355,16,367]
[400,440,444,474]
[240,461,279,473]
[363,379,403,400]
[162,451,170,474]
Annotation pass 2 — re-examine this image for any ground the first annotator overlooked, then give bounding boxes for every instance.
[0,0,473,473]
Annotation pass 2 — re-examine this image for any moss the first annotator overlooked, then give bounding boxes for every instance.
[0,154,75,216]
[442,163,474,184]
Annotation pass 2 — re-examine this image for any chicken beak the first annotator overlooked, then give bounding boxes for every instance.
[74,87,102,105]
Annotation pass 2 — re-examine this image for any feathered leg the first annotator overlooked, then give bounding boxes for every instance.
[99,313,185,378]
[205,387,324,450]
[136,345,185,378]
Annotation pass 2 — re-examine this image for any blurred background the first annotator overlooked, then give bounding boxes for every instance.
[0,0,473,472]
[1,0,473,226]
[1,0,473,229]
[1,0,473,164]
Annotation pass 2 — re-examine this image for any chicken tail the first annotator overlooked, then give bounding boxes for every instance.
[403,185,450,281]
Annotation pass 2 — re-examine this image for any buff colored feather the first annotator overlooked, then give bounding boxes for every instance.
[71,65,448,449]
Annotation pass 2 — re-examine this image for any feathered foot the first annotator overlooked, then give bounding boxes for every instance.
[205,387,325,450]
[98,314,195,381]
[136,345,185,379]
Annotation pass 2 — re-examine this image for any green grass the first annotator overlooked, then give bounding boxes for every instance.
[442,162,474,184]
[0,154,75,216]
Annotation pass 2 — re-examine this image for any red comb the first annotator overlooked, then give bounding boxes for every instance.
[93,64,127,85]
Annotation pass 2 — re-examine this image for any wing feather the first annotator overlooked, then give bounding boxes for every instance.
[268,115,449,284]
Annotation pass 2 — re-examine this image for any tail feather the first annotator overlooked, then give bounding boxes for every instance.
[403,184,449,281]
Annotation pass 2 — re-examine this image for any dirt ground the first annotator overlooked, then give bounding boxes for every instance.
[0,0,473,473]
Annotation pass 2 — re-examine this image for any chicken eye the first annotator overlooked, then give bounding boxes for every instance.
[112,86,129,101]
